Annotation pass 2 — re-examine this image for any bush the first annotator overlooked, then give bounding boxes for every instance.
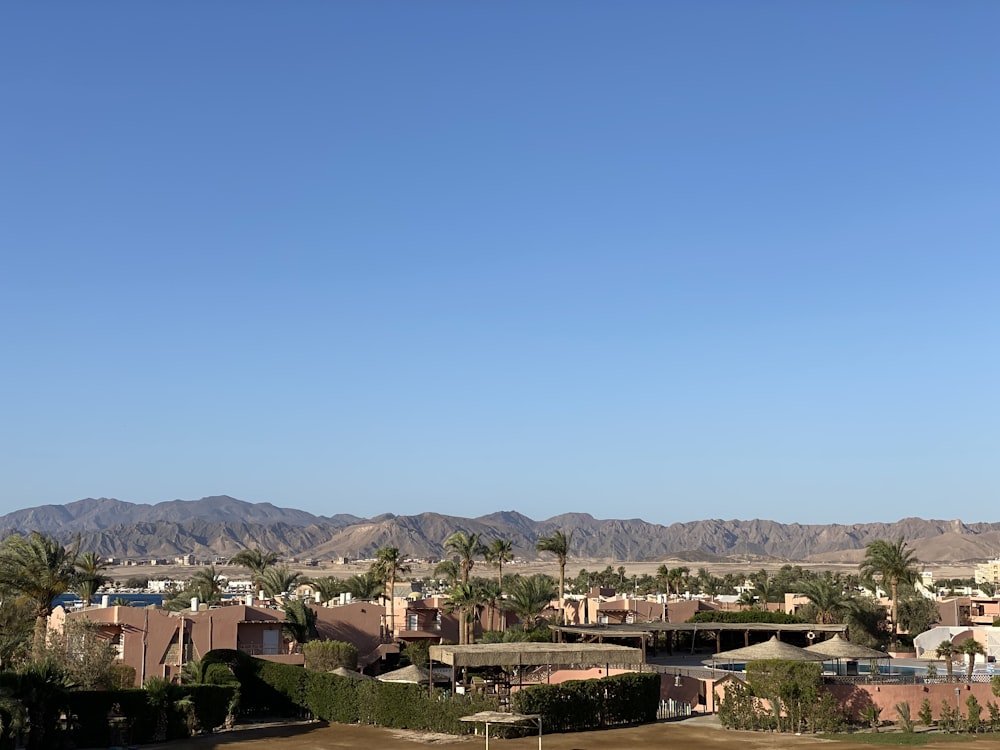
[303,640,358,671]
[511,672,659,732]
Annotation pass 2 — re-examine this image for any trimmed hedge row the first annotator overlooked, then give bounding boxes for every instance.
[200,650,660,736]
[511,672,660,733]
[201,649,498,732]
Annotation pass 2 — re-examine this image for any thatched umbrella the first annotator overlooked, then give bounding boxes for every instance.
[805,634,891,676]
[377,664,452,684]
[805,634,889,660]
[703,635,828,667]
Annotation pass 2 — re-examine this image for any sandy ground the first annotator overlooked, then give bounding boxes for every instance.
[159,716,1000,750]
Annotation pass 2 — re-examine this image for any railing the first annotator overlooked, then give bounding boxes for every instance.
[657,699,692,719]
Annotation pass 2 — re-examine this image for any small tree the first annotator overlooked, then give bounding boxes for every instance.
[302,640,358,671]
[918,697,934,728]
[894,701,914,733]
[966,695,983,733]
[860,703,882,733]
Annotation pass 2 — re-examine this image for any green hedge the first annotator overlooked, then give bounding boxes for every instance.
[511,672,660,732]
[201,650,660,736]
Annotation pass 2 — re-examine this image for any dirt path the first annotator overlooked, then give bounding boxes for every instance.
[163,717,1000,750]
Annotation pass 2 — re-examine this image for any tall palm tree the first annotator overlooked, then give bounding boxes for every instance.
[503,575,557,630]
[282,599,318,646]
[485,538,514,628]
[667,566,690,597]
[228,548,279,595]
[433,559,460,586]
[259,566,301,599]
[371,547,410,637]
[74,551,110,608]
[797,578,852,624]
[478,579,503,632]
[536,530,572,625]
[307,576,345,604]
[0,532,78,658]
[188,566,224,605]
[446,582,488,644]
[859,537,920,647]
[958,637,985,682]
[443,531,485,585]
[935,640,956,683]
[345,572,384,601]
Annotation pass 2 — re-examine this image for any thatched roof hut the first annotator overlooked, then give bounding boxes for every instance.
[703,635,828,665]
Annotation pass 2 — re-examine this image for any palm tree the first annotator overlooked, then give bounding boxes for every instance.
[958,637,985,682]
[73,551,110,607]
[345,572,383,601]
[478,579,503,632]
[443,531,485,585]
[0,532,78,658]
[485,538,513,628]
[282,599,318,646]
[797,579,851,624]
[859,537,919,647]
[433,559,460,586]
[935,640,956,682]
[307,576,345,604]
[536,530,572,625]
[485,538,513,588]
[189,566,224,605]
[259,566,301,598]
[503,575,557,630]
[228,548,279,595]
[371,547,410,638]
[446,582,488,644]
[667,566,690,597]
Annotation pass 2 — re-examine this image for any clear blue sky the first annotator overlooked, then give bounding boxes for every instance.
[2,3,998,525]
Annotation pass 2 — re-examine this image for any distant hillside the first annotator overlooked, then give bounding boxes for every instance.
[1,496,998,563]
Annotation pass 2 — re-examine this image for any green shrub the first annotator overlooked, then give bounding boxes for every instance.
[303,640,358,671]
[511,672,659,732]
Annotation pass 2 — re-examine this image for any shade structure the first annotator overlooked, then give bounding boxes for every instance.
[377,664,452,684]
[460,711,542,750]
[805,634,891,660]
[704,635,828,665]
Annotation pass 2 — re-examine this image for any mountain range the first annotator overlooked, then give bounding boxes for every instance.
[1,496,999,564]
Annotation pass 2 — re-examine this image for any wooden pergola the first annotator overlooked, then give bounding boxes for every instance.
[428,642,645,702]
[552,622,848,659]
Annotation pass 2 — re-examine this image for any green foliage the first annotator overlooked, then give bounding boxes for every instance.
[937,699,960,733]
[719,660,846,734]
[511,672,659,732]
[965,695,982,733]
[37,619,133,690]
[896,592,939,637]
[399,640,430,667]
[860,703,882,733]
[746,660,822,733]
[918,697,934,727]
[303,640,358,671]
[987,701,1000,732]
[687,610,805,624]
